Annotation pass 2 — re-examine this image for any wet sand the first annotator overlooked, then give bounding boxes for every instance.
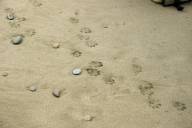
[0,0,192,128]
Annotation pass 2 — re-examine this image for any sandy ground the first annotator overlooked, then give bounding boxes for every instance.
[0,0,192,128]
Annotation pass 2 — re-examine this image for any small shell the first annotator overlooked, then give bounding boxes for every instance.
[52,42,60,49]
[29,85,37,92]
[82,115,94,121]
[72,68,82,75]
[11,35,23,45]
[52,88,61,98]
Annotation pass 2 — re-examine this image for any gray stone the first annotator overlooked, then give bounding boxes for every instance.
[52,88,61,98]
[11,35,23,45]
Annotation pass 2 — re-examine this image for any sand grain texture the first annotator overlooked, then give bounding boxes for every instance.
[0,0,192,128]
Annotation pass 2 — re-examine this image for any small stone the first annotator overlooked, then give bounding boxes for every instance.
[83,115,94,121]
[29,85,37,92]
[11,35,23,45]
[72,68,82,75]
[52,88,61,98]
[1,72,8,77]
[7,13,15,20]
[52,42,60,49]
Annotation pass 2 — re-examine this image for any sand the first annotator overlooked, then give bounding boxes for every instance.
[0,0,192,128]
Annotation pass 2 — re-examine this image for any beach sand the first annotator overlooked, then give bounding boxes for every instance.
[0,0,192,128]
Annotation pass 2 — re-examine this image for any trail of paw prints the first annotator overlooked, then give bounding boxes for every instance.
[138,81,162,109]
[78,27,99,48]
[29,0,43,7]
[172,101,187,111]
[84,61,103,76]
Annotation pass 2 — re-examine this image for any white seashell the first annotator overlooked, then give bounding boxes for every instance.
[82,115,94,121]
[72,68,82,75]
[52,42,60,49]
[29,85,37,92]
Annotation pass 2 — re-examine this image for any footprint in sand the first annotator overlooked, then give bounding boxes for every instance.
[77,34,90,41]
[89,61,103,68]
[138,81,154,96]
[86,40,98,48]
[71,50,82,57]
[80,27,92,33]
[148,97,162,109]
[103,75,116,85]
[69,17,79,24]
[132,57,142,75]
[138,81,162,109]
[132,64,142,75]
[86,68,100,76]
[29,0,43,7]
[173,101,187,111]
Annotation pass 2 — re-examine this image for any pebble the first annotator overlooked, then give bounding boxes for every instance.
[1,72,8,77]
[52,88,61,98]
[11,35,23,45]
[72,68,82,75]
[82,115,94,121]
[29,85,37,92]
[7,13,15,20]
[52,42,60,49]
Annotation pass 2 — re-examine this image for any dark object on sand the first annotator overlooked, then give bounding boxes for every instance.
[162,0,192,11]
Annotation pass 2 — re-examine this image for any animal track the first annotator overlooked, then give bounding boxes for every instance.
[89,61,103,68]
[80,27,92,33]
[29,0,43,7]
[71,50,82,57]
[69,17,79,23]
[138,81,161,109]
[148,97,161,109]
[103,75,116,85]
[86,68,100,76]
[138,81,154,96]
[77,34,90,40]
[173,101,187,111]
[86,40,98,48]
[132,64,142,75]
